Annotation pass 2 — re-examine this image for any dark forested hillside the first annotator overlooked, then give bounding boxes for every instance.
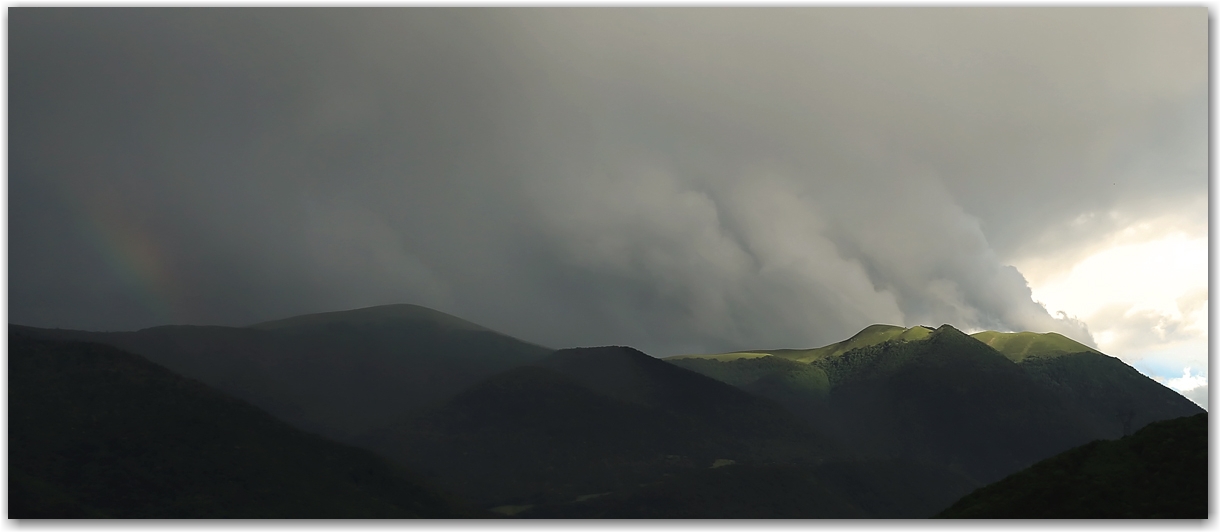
[976,330,1198,439]
[8,331,473,518]
[518,458,979,519]
[937,413,1207,518]
[360,346,839,511]
[13,304,553,443]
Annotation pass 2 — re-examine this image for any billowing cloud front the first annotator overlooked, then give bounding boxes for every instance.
[9,9,1205,358]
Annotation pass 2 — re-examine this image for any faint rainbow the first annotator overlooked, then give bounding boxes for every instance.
[60,187,180,325]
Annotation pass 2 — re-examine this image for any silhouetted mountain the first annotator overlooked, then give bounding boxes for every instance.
[16,306,1203,519]
[361,346,840,512]
[8,330,472,518]
[669,325,1201,486]
[937,413,1206,518]
[537,346,830,458]
[13,304,552,443]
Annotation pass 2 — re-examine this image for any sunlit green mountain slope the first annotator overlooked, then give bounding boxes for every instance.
[668,325,1202,485]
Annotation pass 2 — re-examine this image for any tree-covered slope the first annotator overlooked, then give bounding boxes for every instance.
[669,324,1201,487]
[980,331,1199,438]
[8,331,472,518]
[362,364,684,508]
[360,346,839,512]
[12,304,553,443]
[809,325,1101,483]
[521,458,978,519]
[1019,351,1203,439]
[937,413,1207,518]
[537,346,831,449]
[670,355,831,402]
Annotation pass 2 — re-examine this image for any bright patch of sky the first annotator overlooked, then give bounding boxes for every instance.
[1014,223,1207,409]
[1156,367,1208,391]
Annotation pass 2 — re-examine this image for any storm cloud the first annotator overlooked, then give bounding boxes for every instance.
[9,8,1206,356]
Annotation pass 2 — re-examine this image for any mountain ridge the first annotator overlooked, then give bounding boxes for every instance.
[970,330,1100,362]
[8,330,472,518]
[360,343,842,509]
[667,324,1099,364]
[11,304,1204,518]
[11,304,554,443]
[668,321,1202,488]
[249,303,509,337]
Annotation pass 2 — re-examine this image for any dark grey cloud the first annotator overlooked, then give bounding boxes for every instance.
[9,8,1206,356]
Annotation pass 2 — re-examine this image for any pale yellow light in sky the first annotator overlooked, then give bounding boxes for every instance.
[1030,232,1206,323]
[1016,229,1208,390]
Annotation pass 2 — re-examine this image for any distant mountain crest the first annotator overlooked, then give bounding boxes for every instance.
[969,330,1099,362]
[540,346,660,405]
[668,324,938,363]
[669,324,1094,365]
[16,303,554,444]
[248,303,495,334]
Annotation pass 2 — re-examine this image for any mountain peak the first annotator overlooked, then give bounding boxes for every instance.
[541,346,677,406]
[855,324,906,336]
[550,345,652,362]
[932,323,965,335]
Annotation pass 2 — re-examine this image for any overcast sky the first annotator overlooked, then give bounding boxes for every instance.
[8,8,1208,404]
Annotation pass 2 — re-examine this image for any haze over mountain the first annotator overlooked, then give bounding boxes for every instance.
[15,304,552,443]
[10,9,1206,397]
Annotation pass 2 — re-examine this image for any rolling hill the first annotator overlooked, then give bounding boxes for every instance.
[937,413,1207,518]
[8,330,472,518]
[12,304,553,443]
[359,346,840,511]
[971,330,1100,362]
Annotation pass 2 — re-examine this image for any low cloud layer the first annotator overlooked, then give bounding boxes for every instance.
[9,9,1206,357]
